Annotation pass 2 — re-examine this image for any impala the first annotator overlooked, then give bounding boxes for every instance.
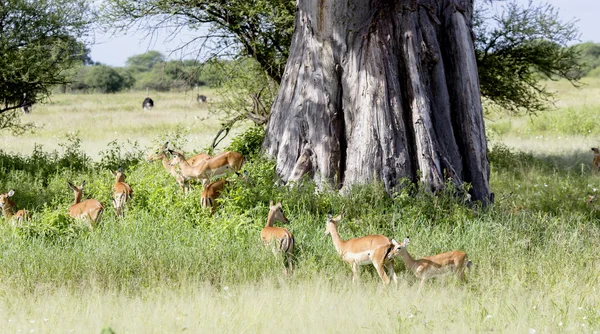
[201,179,228,214]
[147,142,210,193]
[0,190,30,223]
[67,181,104,229]
[592,148,600,173]
[392,237,472,290]
[324,214,402,285]
[111,168,133,217]
[261,201,294,274]
[168,150,244,187]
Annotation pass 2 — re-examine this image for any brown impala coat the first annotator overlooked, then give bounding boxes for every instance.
[169,150,244,186]
[0,190,29,223]
[392,237,472,289]
[201,179,228,214]
[67,181,104,229]
[261,201,294,274]
[111,169,133,217]
[324,214,401,285]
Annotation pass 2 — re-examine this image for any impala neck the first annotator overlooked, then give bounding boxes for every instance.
[73,191,82,205]
[2,202,14,218]
[327,223,346,255]
[399,249,418,272]
[265,210,276,228]
[160,154,171,171]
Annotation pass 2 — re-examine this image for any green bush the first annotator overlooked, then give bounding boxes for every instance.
[227,127,265,158]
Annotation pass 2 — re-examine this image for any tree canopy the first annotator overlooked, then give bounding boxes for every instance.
[101,0,583,116]
[0,0,91,116]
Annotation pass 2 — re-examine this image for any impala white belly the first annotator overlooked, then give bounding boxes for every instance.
[343,251,372,265]
[205,165,231,179]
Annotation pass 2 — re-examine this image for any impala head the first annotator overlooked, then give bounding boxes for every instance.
[147,142,170,162]
[593,147,600,154]
[269,200,289,224]
[68,181,86,192]
[111,168,127,182]
[168,149,184,166]
[324,213,343,235]
[388,237,410,259]
[0,190,15,208]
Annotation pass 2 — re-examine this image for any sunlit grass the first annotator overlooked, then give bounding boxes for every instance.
[1,81,600,332]
[0,89,245,158]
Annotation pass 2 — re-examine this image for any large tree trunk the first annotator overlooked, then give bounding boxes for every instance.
[263,0,492,203]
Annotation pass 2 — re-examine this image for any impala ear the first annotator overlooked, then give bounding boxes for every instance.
[269,200,274,206]
[391,239,399,246]
[118,166,124,173]
[67,181,75,189]
[403,237,410,246]
[81,180,86,187]
[163,142,169,149]
[110,170,117,176]
[326,213,332,220]
[7,190,15,197]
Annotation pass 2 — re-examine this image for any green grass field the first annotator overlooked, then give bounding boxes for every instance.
[1,81,600,333]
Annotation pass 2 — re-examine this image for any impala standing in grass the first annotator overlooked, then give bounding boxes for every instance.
[392,237,472,290]
[201,179,228,215]
[324,214,402,286]
[147,142,210,193]
[169,150,244,187]
[0,190,30,223]
[111,168,133,217]
[261,201,294,274]
[67,181,104,230]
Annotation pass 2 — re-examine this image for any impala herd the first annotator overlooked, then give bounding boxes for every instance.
[1,142,473,289]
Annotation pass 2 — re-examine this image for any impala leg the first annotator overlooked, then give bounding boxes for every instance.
[351,262,359,283]
[373,261,390,286]
[386,262,398,285]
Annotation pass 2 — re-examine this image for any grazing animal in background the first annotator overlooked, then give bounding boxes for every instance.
[392,237,472,290]
[261,201,294,274]
[197,94,207,103]
[146,142,211,193]
[592,148,600,173]
[67,181,104,230]
[142,88,154,110]
[111,168,133,217]
[201,179,228,214]
[324,214,402,286]
[0,190,30,223]
[169,150,244,188]
[20,93,32,114]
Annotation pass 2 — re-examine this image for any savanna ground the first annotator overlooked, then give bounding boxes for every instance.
[0,80,599,333]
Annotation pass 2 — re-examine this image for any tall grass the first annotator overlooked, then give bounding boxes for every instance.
[0,133,599,331]
[1,81,600,332]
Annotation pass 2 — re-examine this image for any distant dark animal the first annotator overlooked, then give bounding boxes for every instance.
[142,97,154,111]
[197,94,207,103]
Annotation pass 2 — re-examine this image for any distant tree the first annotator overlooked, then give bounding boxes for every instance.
[574,42,600,76]
[0,0,91,132]
[125,51,165,72]
[84,65,126,93]
[474,0,582,114]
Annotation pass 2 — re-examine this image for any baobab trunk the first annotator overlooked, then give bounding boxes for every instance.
[263,0,492,203]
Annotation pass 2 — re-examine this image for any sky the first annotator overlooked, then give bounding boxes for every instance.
[89,0,600,67]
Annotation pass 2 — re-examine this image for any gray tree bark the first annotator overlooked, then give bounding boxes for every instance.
[263,0,492,203]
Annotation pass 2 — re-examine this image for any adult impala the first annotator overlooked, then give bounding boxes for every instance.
[201,179,228,214]
[261,201,294,274]
[111,168,133,217]
[147,142,210,193]
[0,190,30,223]
[168,150,244,187]
[392,237,472,290]
[67,181,104,229]
[324,213,402,285]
